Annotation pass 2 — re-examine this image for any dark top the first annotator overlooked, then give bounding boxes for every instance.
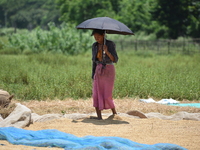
[92,39,118,79]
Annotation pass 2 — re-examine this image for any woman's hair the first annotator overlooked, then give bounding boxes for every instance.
[91,29,105,36]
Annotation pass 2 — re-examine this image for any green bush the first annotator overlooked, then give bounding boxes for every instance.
[2,22,93,55]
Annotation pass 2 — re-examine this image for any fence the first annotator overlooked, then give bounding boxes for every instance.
[115,38,200,54]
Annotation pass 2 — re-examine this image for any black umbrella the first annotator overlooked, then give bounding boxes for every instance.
[76,17,134,35]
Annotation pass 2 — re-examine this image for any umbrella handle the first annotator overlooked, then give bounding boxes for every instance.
[102,30,106,64]
[104,30,106,45]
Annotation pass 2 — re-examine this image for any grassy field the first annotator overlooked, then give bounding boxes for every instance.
[0,51,199,101]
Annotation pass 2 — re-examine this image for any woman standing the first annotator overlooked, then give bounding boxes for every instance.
[91,29,118,120]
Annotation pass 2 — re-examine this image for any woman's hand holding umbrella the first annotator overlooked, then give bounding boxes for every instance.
[103,45,115,62]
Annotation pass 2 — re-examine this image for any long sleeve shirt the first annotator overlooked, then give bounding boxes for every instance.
[91,39,118,79]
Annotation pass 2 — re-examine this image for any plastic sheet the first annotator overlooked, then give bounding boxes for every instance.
[0,127,187,150]
[140,98,180,104]
[168,103,200,108]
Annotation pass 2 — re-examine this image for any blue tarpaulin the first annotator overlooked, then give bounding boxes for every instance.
[168,103,200,108]
[0,127,187,150]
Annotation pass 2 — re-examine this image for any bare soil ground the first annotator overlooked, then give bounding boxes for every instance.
[0,98,200,150]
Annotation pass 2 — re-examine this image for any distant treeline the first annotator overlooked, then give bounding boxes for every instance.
[0,0,199,39]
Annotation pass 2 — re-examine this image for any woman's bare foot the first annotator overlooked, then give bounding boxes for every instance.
[90,116,103,120]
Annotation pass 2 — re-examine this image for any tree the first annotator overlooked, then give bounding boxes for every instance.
[0,0,27,28]
[151,0,199,39]
[0,5,5,27]
[57,0,117,24]
[187,0,200,38]
[118,0,153,34]
[57,0,155,35]
[0,0,60,29]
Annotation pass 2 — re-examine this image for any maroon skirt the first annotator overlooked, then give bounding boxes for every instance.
[92,64,115,110]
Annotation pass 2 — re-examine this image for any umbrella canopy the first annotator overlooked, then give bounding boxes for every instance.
[76,17,134,35]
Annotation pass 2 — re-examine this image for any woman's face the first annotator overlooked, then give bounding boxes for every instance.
[93,33,104,44]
